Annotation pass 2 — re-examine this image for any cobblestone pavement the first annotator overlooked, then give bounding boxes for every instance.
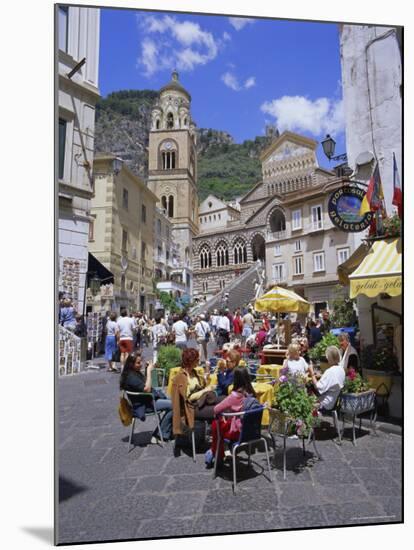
[57,349,402,544]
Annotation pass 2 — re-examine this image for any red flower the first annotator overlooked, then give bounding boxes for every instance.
[312,409,319,417]
[348,368,357,381]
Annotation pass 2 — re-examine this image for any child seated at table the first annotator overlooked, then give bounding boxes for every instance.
[216,350,240,396]
[205,366,256,468]
[283,343,309,376]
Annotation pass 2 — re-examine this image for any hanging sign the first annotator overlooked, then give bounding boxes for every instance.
[328,186,373,232]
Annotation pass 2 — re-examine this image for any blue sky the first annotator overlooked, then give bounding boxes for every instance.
[99,8,346,167]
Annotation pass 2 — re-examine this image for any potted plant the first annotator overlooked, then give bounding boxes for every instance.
[339,368,376,416]
[156,344,182,381]
[308,333,340,372]
[271,368,319,437]
[381,214,401,238]
[361,345,398,397]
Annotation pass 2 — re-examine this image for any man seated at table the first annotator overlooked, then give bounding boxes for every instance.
[307,346,345,411]
[216,349,240,396]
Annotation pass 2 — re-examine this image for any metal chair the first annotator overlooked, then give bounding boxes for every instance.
[319,394,344,445]
[212,407,272,493]
[267,408,321,480]
[124,391,165,452]
[173,428,197,462]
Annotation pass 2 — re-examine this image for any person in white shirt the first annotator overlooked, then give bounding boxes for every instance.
[216,310,230,348]
[116,309,136,369]
[283,343,309,376]
[210,310,219,335]
[308,346,345,411]
[172,313,189,350]
[195,313,210,365]
[151,316,167,363]
[242,308,255,343]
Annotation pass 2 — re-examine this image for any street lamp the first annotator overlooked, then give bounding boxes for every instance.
[321,134,348,162]
[112,157,123,175]
[89,273,101,296]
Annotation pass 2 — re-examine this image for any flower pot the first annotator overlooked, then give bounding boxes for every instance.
[362,368,394,397]
[339,389,376,416]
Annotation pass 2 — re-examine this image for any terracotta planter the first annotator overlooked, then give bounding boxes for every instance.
[362,368,394,397]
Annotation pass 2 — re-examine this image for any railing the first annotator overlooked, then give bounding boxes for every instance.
[309,221,323,231]
[266,229,287,241]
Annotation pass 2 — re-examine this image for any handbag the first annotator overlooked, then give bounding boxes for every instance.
[195,390,218,409]
[118,395,133,426]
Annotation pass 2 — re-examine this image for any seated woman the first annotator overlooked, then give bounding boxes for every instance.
[205,366,256,467]
[216,349,241,396]
[283,343,309,376]
[119,351,173,443]
[308,346,345,411]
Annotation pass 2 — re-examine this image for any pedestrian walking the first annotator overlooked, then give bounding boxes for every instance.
[151,316,167,363]
[172,312,189,350]
[105,311,119,372]
[116,308,136,369]
[195,314,210,365]
[216,310,230,348]
[242,307,255,344]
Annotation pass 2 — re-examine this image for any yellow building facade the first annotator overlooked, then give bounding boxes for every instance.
[88,154,158,315]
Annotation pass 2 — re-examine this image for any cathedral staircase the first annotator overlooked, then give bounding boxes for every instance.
[190,261,265,316]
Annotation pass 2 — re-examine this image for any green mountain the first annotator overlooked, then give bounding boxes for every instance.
[95,90,275,201]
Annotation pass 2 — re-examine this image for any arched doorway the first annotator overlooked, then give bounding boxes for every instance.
[251,234,265,262]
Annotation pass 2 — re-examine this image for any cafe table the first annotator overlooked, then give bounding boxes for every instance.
[257,364,283,379]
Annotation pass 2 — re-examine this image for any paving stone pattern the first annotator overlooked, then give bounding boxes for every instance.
[57,352,402,544]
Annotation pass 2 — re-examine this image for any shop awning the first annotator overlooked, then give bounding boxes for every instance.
[337,242,371,285]
[87,253,114,284]
[348,238,401,298]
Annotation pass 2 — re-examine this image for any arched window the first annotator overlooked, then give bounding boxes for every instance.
[269,209,286,233]
[156,119,160,129]
[166,112,174,129]
[199,244,212,269]
[233,239,247,264]
[160,140,178,170]
[184,117,188,126]
[168,195,174,218]
[216,242,229,267]
[161,196,167,213]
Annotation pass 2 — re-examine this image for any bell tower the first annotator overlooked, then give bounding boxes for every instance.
[147,70,199,297]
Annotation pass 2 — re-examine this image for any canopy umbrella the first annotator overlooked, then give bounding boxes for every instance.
[254,286,311,348]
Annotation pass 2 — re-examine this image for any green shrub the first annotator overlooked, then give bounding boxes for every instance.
[308,333,340,361]
[157,345,182,379]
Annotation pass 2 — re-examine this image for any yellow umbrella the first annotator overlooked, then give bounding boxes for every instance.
[255,286,310,348]
[255,286,310,314]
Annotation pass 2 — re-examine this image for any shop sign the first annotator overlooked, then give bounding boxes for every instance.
[328,186,373,232]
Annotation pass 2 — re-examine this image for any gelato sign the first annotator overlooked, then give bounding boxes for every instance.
[328,186,373,232]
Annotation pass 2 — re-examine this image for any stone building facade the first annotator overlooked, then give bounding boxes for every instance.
[89,154,158,316]
[57,5,100,313]
[193,131,355,315]
[147,71,199,298]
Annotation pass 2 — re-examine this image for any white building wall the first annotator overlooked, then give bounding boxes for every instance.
[58,5,100,313]
[340,25,402,214]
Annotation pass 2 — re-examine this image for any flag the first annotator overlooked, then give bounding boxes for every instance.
[359,162,385,216]
[392,152,402,217]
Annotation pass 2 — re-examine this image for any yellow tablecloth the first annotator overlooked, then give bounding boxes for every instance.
[257,364,283,379]
[166,366,206,396]
[228,381,274,425]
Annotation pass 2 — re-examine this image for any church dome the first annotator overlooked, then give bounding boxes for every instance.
[159,70,191,101]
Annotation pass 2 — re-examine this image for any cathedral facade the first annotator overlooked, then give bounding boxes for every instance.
[192,132,356,315]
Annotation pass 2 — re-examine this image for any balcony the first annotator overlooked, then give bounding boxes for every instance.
[266,229,287,242]
[308,221,324,233]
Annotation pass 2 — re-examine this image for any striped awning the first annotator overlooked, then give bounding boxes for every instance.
[349,238,402,298]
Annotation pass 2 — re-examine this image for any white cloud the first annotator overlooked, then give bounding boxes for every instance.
[222,71,256,91]
[222,71,241,91]
[260,95,345,136]
[222,31,231,42]
[228,17,254,31]
[244,76,256,89]
[137,14,222,76]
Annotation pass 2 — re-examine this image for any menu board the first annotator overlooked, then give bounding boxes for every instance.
[58,326,81,376]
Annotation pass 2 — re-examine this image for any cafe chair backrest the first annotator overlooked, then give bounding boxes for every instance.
[238,407,264,444]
